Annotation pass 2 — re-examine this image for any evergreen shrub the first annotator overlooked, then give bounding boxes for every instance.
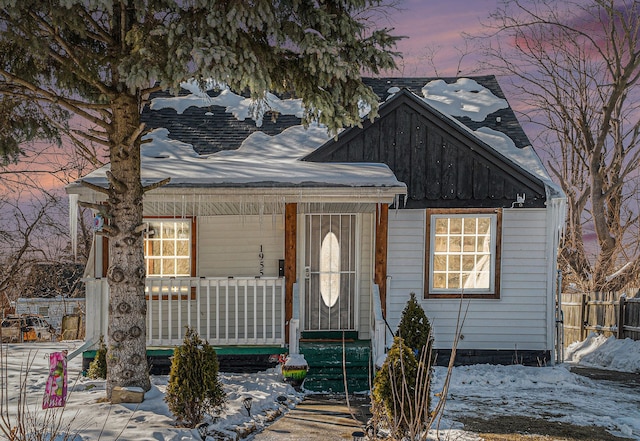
[371,336,418,437]
[396,292,434,358]
[87,336,107,379]
[165,327,225,428]
[371,293,436,438]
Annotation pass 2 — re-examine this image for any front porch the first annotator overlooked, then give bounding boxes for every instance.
[85,277,287,347]
[83,276,388,391]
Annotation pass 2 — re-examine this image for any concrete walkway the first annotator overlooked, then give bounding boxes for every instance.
[251,395,370,441]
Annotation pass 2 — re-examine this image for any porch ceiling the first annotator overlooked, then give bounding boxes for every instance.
[142,199,379,216]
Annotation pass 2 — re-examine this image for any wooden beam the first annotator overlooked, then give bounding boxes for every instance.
[374,203,389,316]
[284,203,297,343]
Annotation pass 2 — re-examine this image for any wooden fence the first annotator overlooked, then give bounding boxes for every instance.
[561,289,640,346]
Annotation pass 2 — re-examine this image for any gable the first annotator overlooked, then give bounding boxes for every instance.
[303,90,547,209]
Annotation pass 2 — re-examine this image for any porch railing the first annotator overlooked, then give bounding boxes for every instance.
[84,277,286,347]
[371,283,387,366]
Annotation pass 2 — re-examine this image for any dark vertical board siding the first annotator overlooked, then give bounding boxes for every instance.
[456,145,473,199]
[441,141,457,199]
[473,160,489,199]
[503,179,517,200]
[363,123,378,162]
[425,130,441,199]
[348,136,364,161]
[488,169,504,199]
[332,144,348,161]
[302,95,546,208]
[411,114,427,200]
[382,110,396,170]
[396,109,412,190]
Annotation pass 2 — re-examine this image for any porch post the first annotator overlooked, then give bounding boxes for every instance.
[284,203,297,343]
[375,203,389,316]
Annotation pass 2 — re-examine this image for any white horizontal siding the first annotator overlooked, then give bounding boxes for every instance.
[197,215,284,277]
[387,208,552,352]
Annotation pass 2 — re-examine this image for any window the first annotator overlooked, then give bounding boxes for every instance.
[144,219,194,277]
[425,209,501,299]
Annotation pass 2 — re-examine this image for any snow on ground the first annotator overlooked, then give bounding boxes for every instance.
[1,334,639,441]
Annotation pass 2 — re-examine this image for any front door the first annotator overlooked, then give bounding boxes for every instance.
[303,214,358,331]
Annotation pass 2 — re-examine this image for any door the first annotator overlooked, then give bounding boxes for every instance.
[303,214,358,331]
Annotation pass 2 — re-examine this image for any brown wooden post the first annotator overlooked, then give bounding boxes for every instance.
[617,295,626,339]
[284,203,297,344]
[374,203,389,317]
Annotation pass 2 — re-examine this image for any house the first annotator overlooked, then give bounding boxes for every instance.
[14,296,85,333]
[66,76,565,391]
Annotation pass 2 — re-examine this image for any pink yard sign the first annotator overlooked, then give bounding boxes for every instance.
[42,351,67,409]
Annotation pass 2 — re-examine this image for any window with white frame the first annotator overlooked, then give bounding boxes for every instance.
[144,219,193,277]
[425,209,501,298]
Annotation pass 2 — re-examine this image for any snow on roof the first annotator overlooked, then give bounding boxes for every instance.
[80,125,405,191]
[150,79,304,127]
[420,78,508,122]
[77,76,563,201]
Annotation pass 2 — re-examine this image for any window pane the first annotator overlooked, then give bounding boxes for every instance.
[448,273,460,289]
[176,240,189,256]
[463,237,475,252]
[478,217,491,233]
[176,222,190,239]
[449,236,461,252]
[163,240,175,256]
[433,255,447,271]
[462,255,475,271]
[147,259,159,275]
[148,240,162,256]
[163,225,175,238]
[450,218,462,234]
[433,273,446,289]
[447,255,460,271]
[434,236,448,252]
[463,218,476,234]
[162,259,175,275]
[176,258,190,275]
[435,218,448,234]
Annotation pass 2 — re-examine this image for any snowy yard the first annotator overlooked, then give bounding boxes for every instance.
[1,334,639,440]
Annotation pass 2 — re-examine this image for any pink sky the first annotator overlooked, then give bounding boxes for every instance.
[384,0,500,76]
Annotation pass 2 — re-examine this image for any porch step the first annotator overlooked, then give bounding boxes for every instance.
[299,340,372,393]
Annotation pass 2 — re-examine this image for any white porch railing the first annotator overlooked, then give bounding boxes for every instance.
[84,277,286,347]
[288,282,300,355]
[371,283,387,367]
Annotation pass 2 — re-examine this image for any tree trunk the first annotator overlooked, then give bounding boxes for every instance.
[105,93,150,398]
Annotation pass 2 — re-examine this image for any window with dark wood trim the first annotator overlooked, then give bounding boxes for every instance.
[424,208,502,299]
[143,217,197,300]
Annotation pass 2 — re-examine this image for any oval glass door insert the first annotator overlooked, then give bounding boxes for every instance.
[320,231,340,307]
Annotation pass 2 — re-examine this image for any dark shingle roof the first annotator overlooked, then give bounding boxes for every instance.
[141,76,531,154]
